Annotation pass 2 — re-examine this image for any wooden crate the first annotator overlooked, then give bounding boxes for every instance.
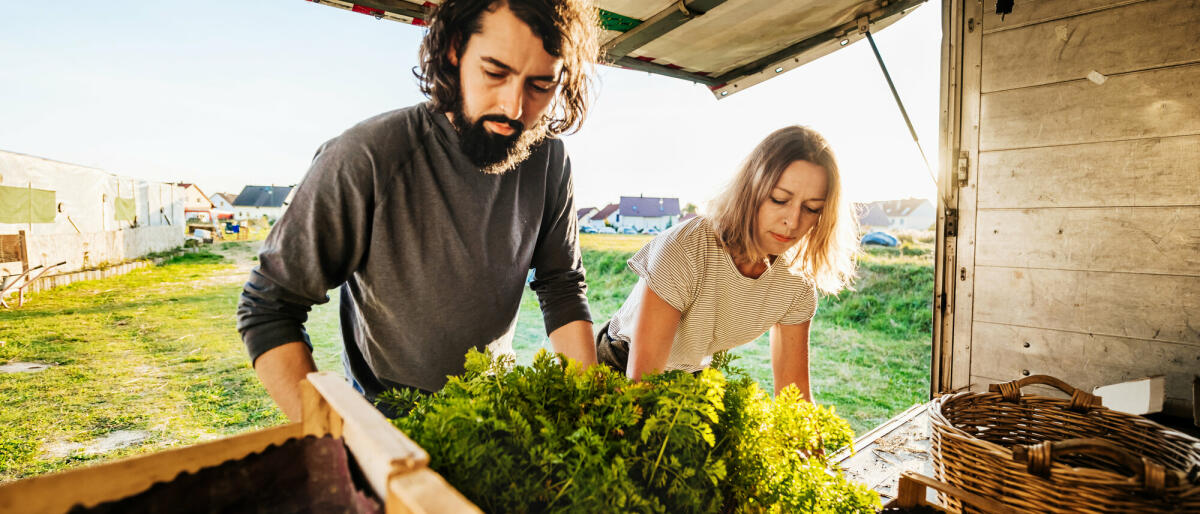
[883,472,1017,513]
[0,372,481,514]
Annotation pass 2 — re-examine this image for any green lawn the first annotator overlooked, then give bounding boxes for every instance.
[0,250,285,481]
[0,235,931,481]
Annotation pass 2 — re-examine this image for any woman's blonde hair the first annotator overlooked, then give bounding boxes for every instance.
[707,126,858,294]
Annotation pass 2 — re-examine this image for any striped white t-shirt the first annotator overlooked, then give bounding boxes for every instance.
[607,217,818,372]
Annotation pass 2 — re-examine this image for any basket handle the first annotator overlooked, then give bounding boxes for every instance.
[987,375,1102,412]
[1012,438,1185,497]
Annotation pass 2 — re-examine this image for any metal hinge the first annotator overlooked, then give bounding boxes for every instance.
[945,208,958,237]
[956,151,969,186]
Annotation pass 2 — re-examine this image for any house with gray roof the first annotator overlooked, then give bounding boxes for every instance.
[855,202,891,229]
[856,198,935,231]
[617,195,680,232]
[231,185,295,221]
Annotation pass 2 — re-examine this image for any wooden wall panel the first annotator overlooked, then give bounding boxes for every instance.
[982,0,1138,30]
[979,63,1200,151]
[982,0,1200,92]
[975,207,1200,275]
[973,267,1200,345]
[977,135,1200,208]
[971,321,1200,407]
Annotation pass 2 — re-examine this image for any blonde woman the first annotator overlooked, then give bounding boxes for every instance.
[595,126,858,399]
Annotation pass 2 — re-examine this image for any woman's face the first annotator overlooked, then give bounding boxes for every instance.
[756,160,828,256]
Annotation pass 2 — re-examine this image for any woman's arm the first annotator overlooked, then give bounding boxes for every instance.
[770,321,813,400]
[627,283,683,381]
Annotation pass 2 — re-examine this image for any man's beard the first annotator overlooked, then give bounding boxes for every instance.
[450,107,548,175]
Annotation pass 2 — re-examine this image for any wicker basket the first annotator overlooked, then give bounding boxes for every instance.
[930,375,1200,513]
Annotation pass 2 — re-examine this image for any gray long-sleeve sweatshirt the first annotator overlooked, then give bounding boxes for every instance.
[236,102,591,399]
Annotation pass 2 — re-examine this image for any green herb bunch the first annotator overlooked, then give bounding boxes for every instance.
[381,350,879,513]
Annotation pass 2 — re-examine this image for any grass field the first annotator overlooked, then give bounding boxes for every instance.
[0,234,931,481]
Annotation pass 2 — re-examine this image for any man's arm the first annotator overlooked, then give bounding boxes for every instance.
[547,320,596,367]
[253,342,317,422]
[770,321,813,399]
[530,149,596,365]
[237,134,376,417]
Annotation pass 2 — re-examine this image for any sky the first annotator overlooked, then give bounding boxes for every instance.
[0,1,941,211]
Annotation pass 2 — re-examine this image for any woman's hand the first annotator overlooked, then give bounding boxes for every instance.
[770,321,813,400]
[627,283,682,381]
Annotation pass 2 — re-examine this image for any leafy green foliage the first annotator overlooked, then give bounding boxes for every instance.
[382,350,879,513]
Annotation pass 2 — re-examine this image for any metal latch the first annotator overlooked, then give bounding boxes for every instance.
[945,208,958,237]
[956,151,969,186]
[856,15,870,34]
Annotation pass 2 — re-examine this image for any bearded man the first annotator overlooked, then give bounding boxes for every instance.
[237,0,600,420]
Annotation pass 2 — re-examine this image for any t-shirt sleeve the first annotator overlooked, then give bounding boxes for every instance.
[625,222,702,313]
[779,279,819,325]
[529,145,592,334]
[236,133,377,364]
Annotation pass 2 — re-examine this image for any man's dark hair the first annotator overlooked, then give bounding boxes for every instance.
[415,0,599,136]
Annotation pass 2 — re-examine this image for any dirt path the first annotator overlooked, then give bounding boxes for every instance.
[197,240,264,287]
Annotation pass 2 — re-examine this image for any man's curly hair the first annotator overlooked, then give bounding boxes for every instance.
[415,0,599,136]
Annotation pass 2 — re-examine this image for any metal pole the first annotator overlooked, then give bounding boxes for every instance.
[864,30,937,186]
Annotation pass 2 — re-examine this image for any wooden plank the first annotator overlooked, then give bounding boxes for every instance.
[978,135,1200,208]
[887,471,1020,514]
[975,207,1200,276]
[979,63,1200,151]
[970,322,1200,416]
[301,378,332,436]
[18,230,27,272]
[835,404,934,502]
[305,372,429,500]
[982,0,1140,32]
[933,0,966,395]
[982,0,1200,92]
[973,267,1200,345]
[951,0,986,392]
[386,469,482,514]
[0,423,302,513]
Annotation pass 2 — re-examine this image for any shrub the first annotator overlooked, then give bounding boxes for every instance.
[382,350,879,513]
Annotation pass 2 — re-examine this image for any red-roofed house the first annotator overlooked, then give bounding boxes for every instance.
[585,203,620,230]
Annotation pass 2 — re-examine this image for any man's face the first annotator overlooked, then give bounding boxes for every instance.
[449,4,563,174]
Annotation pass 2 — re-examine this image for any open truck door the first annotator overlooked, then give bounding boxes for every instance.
[936,0,1199,417]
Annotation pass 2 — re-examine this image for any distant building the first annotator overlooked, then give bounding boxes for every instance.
[175,183,214,211]
[855,202,890,229]
[208,192,236,220]
[586,203,620,230]
[878,198,935,230]
[618,195,680,232]
[679,212,698,223]
[854,199,935,231]
[209,192,236,210]
[576,206,597,223]
[232,185,295,221]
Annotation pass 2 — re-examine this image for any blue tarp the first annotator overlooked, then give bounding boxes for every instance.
[861,231,899,247]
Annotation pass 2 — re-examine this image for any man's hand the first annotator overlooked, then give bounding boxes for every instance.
[548,320,596,367]
[253,342,317,422]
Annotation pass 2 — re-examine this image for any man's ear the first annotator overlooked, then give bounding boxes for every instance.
[447,37,461,67]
